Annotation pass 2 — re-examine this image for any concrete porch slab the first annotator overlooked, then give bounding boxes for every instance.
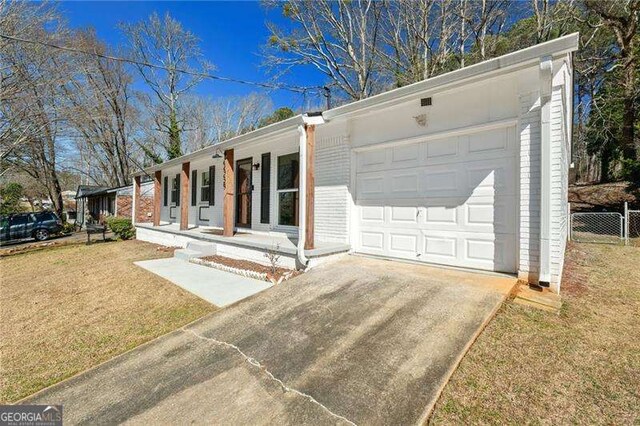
[135,258,272,307]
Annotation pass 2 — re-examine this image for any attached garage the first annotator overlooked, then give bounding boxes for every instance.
[355,124,518,273]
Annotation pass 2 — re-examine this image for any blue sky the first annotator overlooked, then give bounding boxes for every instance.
[59,1,325,111]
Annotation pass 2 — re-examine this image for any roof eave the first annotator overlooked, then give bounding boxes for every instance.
[132,33,579,178]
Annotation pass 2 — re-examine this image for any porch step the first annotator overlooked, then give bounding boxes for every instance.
[174,241,217,261]
[185,241,217,256]
[174,249,202,261]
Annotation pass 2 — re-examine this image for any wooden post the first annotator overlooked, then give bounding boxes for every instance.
[153,170,161,226]
[305,124,315,250]
[133,175,141,226]
[223,149,234,237]
[180,162,190,230]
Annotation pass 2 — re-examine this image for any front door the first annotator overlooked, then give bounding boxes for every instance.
[235,158,252,228]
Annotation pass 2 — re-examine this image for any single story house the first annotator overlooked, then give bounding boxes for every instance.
[75,182,154,228]
[132,34,579,293]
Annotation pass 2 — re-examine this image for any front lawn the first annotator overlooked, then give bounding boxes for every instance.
[431,242,640,424]
[0,240,215,403]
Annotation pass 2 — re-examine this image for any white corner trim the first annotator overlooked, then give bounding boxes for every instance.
[131,178,137,226]
[539,56,553,284]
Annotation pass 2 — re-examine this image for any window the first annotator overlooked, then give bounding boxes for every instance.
[10,215,29,226]
[260,153,271,224]
[277,153,299,226]
[171,175,179,205]
[191,169,198,206]
[201,170,210,203]
[163,176,168,206]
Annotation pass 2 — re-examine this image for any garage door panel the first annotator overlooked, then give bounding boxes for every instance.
[357,174,386,199]
[390,206,418,224]
[389,231,420,259]
[423,235,457,259]
[360,205,385,222]
[390,172,420,196]
[391,144,420,168]
[425,136,460,161]
[421,231,516,272]
[465,159,515,197]
[358,150,387,172]
[360,230,385,252]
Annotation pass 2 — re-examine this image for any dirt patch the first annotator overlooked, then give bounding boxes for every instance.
[430,243,640,424]
[199,255,300,282]
[0,240,215,403]
[569,181,639,212]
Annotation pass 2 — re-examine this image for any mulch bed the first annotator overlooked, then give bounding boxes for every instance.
[200,255,300,282]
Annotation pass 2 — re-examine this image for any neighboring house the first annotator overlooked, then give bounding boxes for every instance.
[76,182,154,228]
[131,34,578,294]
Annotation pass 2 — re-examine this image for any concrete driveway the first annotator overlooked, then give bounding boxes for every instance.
[23,256,515,425]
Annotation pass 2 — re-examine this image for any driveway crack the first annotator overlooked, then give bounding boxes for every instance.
[182,327,357,426]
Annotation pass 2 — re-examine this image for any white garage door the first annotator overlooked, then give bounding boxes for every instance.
[355,126,517,273]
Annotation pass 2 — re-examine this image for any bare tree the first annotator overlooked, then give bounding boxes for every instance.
[0,0,69,216]
[461,0,509,63]
[120,12,213,160]
[61,30,137,187]
[266,0,385,101]
[584,0,639,161]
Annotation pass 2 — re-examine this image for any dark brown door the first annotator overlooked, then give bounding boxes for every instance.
[235,158,252,228]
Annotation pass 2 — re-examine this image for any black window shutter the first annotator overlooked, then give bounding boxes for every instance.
[175,173,180,206]
[191,169,197,206]
[163,176,168,206]
[209,165,215,206]
[261,153,271,224]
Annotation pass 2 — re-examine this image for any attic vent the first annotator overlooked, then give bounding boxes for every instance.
[421,97,432,107]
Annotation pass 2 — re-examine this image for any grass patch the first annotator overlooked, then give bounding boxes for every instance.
[430,242,640,424]
[0,240,215,403]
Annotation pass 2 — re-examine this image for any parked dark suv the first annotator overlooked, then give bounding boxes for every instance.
[0,211,63,244]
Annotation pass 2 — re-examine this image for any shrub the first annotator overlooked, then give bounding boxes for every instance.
[61,222,76,234]
[106,217,135,240]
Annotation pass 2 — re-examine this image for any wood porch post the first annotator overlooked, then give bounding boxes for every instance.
[223,149,234,237]
[153,170,161,226]
[305,124,315,250]
[133,175,141,226]
[180,162,190,230]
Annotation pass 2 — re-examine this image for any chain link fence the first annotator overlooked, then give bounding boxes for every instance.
[571,212,624,244]
[570,203,640,246]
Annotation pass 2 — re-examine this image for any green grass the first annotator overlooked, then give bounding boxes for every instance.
[0,240,215,403]
[430,242,640,424]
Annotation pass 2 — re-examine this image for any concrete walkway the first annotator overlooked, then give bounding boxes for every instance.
[25,256,515,425]
[135,258,272,307]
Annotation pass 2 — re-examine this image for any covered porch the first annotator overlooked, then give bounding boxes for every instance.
[135,223,350,269]
[131,113,338,269]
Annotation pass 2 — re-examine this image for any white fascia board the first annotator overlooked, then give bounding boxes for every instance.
[133,114,307,177]
[323,33,579,120]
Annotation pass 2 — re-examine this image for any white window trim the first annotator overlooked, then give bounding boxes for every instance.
[200,170,210,205]
[275,151,300,230]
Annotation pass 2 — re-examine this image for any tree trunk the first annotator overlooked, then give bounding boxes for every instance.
[621,59,637,160]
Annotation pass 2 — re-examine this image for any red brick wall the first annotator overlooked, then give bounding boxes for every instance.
[117,194,154,223]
